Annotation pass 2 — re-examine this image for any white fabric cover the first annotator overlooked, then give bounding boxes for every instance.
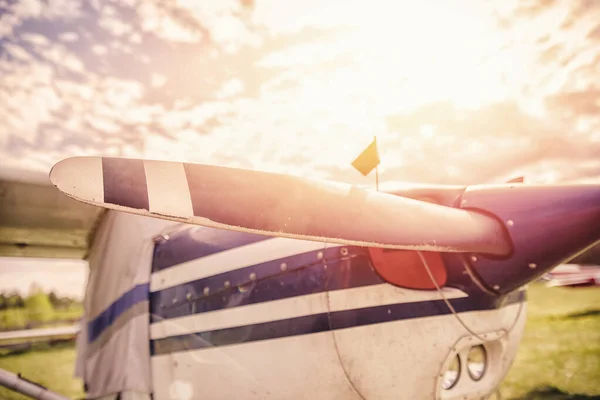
[75,210,177,399]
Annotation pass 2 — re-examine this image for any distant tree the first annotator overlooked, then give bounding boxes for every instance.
[6,292,24,308]
[24,292,54,323]
[48,291,59,308]
[0,293,6,310]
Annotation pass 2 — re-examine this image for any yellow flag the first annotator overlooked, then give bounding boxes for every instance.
[351,137,380,176]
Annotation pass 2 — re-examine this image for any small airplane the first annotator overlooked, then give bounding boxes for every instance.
[0,156,599,400]
[543,264,600,288]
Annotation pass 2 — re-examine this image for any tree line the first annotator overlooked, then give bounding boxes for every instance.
[0,291,80,311]
[0,286,83,330]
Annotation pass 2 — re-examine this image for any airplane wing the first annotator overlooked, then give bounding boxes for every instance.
[0,167,105,259]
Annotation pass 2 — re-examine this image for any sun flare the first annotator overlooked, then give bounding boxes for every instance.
[1,0,599,185]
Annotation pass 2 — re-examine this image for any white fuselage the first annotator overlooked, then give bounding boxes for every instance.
[151,288,526,400]
[148,232,526,400]
[78,212,527,400]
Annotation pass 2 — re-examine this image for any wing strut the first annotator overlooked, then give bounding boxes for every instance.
[0,368,70,400]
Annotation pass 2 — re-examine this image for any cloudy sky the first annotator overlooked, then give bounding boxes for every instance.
[1,0,599,185]
[1,0,599,295]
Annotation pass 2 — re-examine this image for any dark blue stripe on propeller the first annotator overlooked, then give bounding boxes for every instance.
[102,157,149,210]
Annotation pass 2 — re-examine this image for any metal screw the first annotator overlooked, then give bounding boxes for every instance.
[317,251,324,260]
[280,262,287,271]
[471,256,478,262]
[172,298,177,304]
[528,263,537,269]
[340,247,348,256]
[249,272,257,281]
[507,220,514,227]
[224,281,231,288]
[203,287,210,296]
[186,293,192,300]
[493,285,500,290]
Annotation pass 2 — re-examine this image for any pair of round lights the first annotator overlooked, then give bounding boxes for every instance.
[441,345,487,390]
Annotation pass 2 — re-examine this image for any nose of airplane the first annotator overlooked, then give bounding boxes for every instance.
[460,184,600,294]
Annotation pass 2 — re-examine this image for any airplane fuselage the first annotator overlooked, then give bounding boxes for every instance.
[130,222,526,400]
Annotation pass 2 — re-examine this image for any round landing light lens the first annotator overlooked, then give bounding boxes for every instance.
[441,354,460,390]
[467,345,487,381]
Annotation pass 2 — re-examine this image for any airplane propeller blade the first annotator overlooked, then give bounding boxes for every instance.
[49,157,511,256]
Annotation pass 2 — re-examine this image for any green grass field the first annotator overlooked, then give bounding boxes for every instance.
[0,284,598,400]
[0,342,84,400]
[499,284,600,400]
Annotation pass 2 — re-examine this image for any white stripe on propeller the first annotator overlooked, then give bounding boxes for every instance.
[143,160,194,218]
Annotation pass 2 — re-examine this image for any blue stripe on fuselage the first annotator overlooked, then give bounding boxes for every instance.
[88,283,149,343]
[150,290,526,355]
[152,227,272,273]
[150,248,381,321]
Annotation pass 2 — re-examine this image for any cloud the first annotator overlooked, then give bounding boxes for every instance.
[0,0,82,38]
[58,31,79,42]
[0,0,598,189]
[98,5,133,37]
[137,2,204,43]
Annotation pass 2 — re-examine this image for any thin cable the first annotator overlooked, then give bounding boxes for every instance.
[417,251,524,341]
[324,244,368,400]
